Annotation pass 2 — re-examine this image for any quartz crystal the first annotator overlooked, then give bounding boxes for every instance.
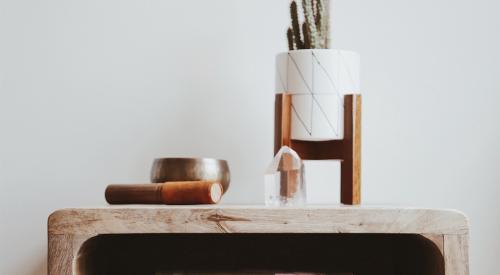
[265,146,306,206]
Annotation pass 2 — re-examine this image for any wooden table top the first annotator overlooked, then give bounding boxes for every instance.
[48,205,468,235]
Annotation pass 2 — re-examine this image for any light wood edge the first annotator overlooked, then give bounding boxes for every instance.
[48,207,469,235]
[444,234,469,275]
[421,234,470,275]
[48,234,95,275]
[48,234,73,275]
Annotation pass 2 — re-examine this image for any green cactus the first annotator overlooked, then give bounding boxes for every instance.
[315,0,327,48]
[302,22,311,49]
[302,0,318,48]
[324,0,330,48]
[287,28,295,50]
[286,0,330,50]
[290,1,303,49]
[315,0,322,31]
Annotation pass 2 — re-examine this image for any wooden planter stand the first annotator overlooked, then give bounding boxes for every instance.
[275,94,362,205]
[48,206,469,275]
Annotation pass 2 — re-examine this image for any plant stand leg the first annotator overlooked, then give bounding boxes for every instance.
[275,93,362,205]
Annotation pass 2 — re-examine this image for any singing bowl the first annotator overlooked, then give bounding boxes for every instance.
[150,158,230,193]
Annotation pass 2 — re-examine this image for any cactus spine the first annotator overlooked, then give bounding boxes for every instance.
[287,0,330,50]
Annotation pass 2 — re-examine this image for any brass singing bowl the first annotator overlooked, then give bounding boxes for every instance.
[150,158,230,193]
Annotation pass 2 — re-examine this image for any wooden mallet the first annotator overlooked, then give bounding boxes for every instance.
[105,181,223,205]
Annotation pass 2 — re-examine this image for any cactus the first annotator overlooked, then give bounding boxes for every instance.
[286,0,330,50]
[323,0,331,47]
[302,0,318,48]
[315,0,322,32]
[302,22,311,49]
[290,1,303,49]
[287,28,295,50]
[315,0,327,48]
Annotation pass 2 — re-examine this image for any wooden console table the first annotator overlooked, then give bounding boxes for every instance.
[48,206,469,275]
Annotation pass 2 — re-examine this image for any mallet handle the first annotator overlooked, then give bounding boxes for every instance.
[105,181,222,205]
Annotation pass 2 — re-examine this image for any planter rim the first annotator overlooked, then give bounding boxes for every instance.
[277,48,359,55]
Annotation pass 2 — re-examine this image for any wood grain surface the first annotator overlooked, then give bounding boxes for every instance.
[48,206,468,235]
[444,234,470,275]
[47,206,469,275]
[341,95,361,204]
[274,93,292,154]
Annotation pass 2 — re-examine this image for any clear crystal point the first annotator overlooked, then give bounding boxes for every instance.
[265,146,306,206]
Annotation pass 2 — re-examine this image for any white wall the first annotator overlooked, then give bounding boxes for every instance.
[1,0,498,274]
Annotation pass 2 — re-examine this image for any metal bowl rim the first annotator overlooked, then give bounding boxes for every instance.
[152,157,228,164]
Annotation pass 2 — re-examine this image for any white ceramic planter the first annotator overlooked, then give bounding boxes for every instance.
[275,49,360,140]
